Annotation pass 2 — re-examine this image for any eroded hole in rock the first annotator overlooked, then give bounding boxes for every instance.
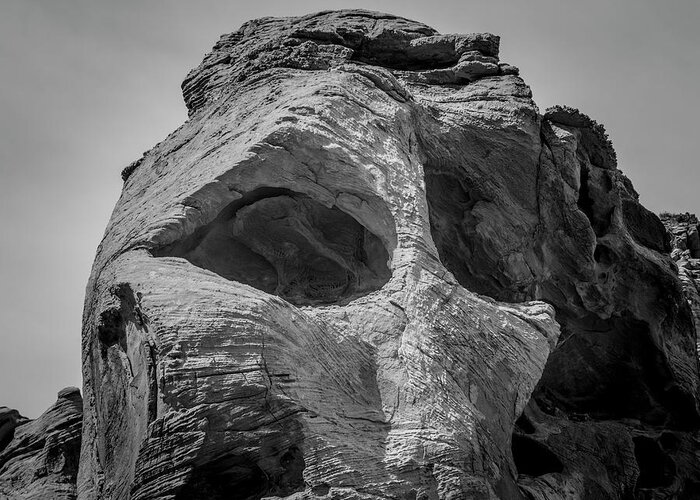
[351,45,460,71]
[176,458,267,500]
[155,188,391,306]
[593,242,616,266]
[424,170,506,299]
[512,434,563,477]
[659,432,680,452]
[633,436,676,489]
[578,165,613,237]
[533,313,693,426]
[514,412,536,435]
[311,483,331,496]
[97,308,127,356]
[176,446,305,500]
[96,283,145,359]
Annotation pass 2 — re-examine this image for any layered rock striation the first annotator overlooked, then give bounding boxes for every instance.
[0,388,83,499]
[71,10,700,500]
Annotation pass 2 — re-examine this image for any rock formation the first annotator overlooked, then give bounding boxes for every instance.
[0,9,691,500]
[0,388,83,499]
[662,213,700,358]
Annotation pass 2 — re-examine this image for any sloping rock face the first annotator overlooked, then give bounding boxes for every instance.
[78,10,700,500]
[0,388,83,499]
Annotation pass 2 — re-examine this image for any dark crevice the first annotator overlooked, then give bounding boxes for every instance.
[512,434,563,477]
[633,436,676,490]
[351,45,460,71]
[97,283,144,358]
[577,165,612,237]
[146,343,158,423]
[154,187,391,306]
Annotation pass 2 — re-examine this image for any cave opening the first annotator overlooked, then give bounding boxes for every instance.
[154,188,392,306]
[512,434,563,477]
[532,313,685,425]
[175,446,305,500]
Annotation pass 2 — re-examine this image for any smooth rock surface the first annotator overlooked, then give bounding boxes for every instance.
[77,9,700,500]
[0,388,83,499]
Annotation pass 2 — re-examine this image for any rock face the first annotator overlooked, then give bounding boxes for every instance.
[662,213,700,357]
[77,10,700,500]
[0,388,83,499]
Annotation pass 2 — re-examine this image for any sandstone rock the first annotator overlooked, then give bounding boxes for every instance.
[77,9,700,500]
[0,388,83,499]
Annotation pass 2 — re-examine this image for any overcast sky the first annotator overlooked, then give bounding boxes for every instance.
[1,0,698,417]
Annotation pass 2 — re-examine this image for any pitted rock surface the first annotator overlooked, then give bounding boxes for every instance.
[70,9,700,500]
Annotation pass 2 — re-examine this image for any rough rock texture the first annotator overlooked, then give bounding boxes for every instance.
[0,388,83,499]
[662,212,700,357]
[79,10,700,500]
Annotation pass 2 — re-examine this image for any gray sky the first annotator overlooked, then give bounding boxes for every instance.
[1,0,698,417]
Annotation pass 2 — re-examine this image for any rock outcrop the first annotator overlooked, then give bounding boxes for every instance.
[662,212,700,358]
[76,10,700,500]
[0,388,83,499]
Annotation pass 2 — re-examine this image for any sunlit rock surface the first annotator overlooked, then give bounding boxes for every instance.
[72,10,700,500]
[0,388,83,500]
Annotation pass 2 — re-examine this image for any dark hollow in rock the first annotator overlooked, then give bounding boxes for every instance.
[514,412,537,435]
[577,165,613,238]
[155,188,391,306]
[175,446,305,500]
[97,309,125,349]
[424,170,503,299]
[175,458,268,500]
[97,283,143,357]
[633,436,676,490]
[511,434,563,477]
[350,39,460,71]
[659,432,680,452]
[534,313,693,427]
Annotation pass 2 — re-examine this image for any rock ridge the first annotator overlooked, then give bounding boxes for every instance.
[180,9,517,117]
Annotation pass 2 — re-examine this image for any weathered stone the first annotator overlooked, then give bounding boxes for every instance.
[74,9,700,500]
[0,388,83,500]
[662,212,700,360]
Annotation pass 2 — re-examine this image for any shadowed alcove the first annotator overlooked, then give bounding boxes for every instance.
[154,187,392,306]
